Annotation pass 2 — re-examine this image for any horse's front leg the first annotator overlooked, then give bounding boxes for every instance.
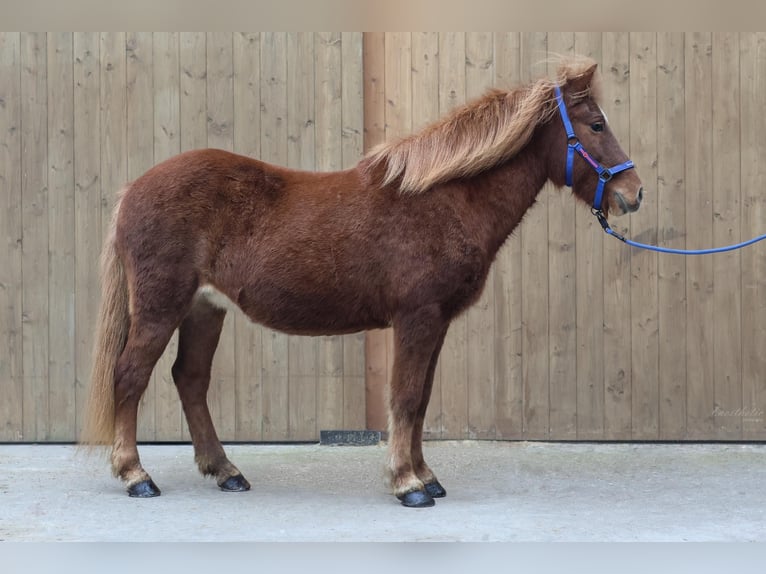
[387,306,448,508]
[410,324,449,499]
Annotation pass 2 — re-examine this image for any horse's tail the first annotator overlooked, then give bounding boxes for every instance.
[80,191,129,448]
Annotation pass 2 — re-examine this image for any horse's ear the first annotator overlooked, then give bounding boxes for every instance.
[567,63,598,100]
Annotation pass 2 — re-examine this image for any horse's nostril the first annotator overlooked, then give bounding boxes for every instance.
[637,187,644,203]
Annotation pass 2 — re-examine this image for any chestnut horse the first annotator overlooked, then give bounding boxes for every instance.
[82,58,643,507]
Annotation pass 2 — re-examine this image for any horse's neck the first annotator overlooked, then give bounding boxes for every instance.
[458,141,550,257]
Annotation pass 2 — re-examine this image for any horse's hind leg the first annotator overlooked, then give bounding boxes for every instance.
[112,315,182,497]
[172,297,250,492]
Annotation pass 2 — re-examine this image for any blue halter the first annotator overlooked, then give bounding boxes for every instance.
[554,85,635,213]
[554,84,766,255]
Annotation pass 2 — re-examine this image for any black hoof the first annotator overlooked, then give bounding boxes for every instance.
[127,479,161,498]
[397,490,435,508]
[219,474,251,492]
[424,480,447,498]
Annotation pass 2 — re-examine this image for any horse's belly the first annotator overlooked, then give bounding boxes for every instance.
[196,283,387,335]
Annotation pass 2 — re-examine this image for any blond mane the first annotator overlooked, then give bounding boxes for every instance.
[364,57,602,195]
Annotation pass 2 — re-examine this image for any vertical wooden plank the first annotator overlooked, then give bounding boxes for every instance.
[100,33,127,238]
[435,32,467,439]
[180,32,207,152]
[465,32,497,439]
[601,32,633,439]
[126,32,156,441]
[740,33,766,440]
[519,32,549,439]
[493,32,523,439]
[73,33,100,438]
[0,33,23,441]
[340,32,366,431]
[21,32,49,441]
[546,32,577,440]
[712,33,743,440]
[315,32,347,434]
[740,32,766,440]
[99,39,128,460]
[656,32,687,439]
[179,31,207,441]
[206,32,237,441]
[260,32,290,441]
[47,32,76,440]
[574,32,605,440]
[629,32,659,440]
[153,32,183,441]
[232,31,263,441]
[410,31,440,437]
[685,32,716,439]
[362,32,388,432]
[286,32,318,440]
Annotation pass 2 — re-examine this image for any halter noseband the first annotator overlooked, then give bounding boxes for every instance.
[553,85,635,217]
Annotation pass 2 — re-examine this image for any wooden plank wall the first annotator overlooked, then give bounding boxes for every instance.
[364,32,766,441]
[2,32,766,442]
[0,32,365,442]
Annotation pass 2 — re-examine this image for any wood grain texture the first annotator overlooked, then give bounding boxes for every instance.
[739,33,766,440]
[656,32,687,440]
[21,32,49,441]
[711,33,743,440]
[520,32,549,439]
[0,33,23,441]
[629,33,659,439]
[685,32,716,439]
[73,33,101,439]
[47,32,76,441]
[601,32,633,439]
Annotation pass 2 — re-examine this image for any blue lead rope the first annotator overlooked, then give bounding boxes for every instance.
[555,85,766,256]
[591,209,766,255]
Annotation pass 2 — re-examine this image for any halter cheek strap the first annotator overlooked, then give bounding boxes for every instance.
[553,85,635,211]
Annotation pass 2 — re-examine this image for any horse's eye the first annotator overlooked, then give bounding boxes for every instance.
[591,122,605,133]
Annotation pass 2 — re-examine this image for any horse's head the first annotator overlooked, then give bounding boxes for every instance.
[547,63,643,217]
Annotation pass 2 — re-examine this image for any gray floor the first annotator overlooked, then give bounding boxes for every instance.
[1,441,764,541]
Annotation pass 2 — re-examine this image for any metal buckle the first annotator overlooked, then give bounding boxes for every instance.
[591,208,611,231]
[599,170,613,182]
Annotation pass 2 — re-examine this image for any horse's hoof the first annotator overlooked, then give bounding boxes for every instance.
[397,490,435,508]
[127,479,161,498]
[219,474,251,492]
[424,480,446,498]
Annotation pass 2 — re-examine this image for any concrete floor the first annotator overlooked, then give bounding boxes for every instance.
[0,441,764,541]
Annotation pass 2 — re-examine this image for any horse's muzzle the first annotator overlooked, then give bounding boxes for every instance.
[614,186,643,215]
